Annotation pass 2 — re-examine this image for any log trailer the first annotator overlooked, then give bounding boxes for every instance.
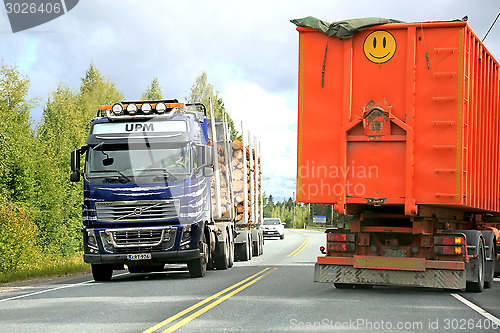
[70,99,263,281]
[293,17,500,291]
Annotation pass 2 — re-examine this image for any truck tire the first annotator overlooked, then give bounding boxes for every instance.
[466,240,485,292]
[238,235,252,261]
[91,264,113,282]
[228,231,234,268]
[481,231,495,289]
[214,233,230,270]
[188,240,208,278]
[259,232,264,256]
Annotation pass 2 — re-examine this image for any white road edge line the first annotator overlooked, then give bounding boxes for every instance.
[451,293,500,326]
[0,272,129,303]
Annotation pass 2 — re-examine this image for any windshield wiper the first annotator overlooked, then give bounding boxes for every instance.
[135,168,179,181]
[90,170,131,183]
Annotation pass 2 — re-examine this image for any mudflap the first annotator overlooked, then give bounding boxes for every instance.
[314,263,466,290]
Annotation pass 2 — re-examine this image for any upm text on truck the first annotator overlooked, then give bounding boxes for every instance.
[292,17,499,291]
[70,99,263,281]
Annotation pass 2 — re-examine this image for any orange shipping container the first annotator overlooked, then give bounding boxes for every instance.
[296,20,500,215]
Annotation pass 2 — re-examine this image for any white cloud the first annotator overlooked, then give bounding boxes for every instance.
[223,81,297,200]
[0,0,498,202]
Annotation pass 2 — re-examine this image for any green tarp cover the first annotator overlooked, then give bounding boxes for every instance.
[291,16,403,39]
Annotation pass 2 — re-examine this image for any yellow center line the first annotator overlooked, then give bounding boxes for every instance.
[162,268,277,333]
[142,267,273,333]
[287,237,310,257]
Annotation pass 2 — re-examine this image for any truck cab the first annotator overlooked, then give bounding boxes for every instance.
[71,100,214,280]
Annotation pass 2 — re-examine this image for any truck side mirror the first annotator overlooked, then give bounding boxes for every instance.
[70,172,80,182]
[71,149,80,172]
[70,149,81,182]
[204,146,213,167]
[203,167,214,177]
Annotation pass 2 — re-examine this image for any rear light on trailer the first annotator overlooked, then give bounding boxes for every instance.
[434,246,465,255]
[327,233,356,242]
[328,243,356,252]
[434,234,466,256]
[326,232,356,253]
[319,246,326,254]
[434,235,465,245]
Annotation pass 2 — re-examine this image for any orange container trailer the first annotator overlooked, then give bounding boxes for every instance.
[294,18,500,291]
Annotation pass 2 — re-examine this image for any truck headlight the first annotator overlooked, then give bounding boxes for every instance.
[99,230,114,253]
[86,229,99,253]
[180,225,192,249]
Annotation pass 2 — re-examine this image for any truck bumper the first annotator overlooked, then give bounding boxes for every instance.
[84,249,201,265]
[314,256,466,290]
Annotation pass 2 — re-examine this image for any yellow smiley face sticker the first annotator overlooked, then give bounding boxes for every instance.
[363,30,397,64]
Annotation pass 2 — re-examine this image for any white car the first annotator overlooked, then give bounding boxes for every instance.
[261,218,285,239]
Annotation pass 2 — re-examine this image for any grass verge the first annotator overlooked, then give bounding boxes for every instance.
[0,253,90,285]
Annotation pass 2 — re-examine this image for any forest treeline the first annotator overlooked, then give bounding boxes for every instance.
[0,60,346,279]
[0,61,229,277]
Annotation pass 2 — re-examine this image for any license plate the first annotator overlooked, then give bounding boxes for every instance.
[382,249,408,257]
[127,253,152,260]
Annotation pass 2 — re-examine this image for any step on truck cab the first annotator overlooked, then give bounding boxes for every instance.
[70,99,263,281]
[293,17,500,291]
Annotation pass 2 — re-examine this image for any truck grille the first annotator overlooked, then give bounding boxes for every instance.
[95,200,180,222]
[101,226,178,253]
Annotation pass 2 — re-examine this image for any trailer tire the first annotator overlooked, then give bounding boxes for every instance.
[228,230,234,268]
[481,232,496,289]
[466,240,485,293]
[91,264,113,282]
[214,233,230,270]
[188,240,208,278]
[238,236,251,261]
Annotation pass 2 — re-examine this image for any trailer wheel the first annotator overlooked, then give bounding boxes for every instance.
[214,233,230,270]
[228,230,234,268]
[482,232,496,289]
[238,234,252,261]
[91,264,113,282]
[188,241,208,278]
[466,240,485,292]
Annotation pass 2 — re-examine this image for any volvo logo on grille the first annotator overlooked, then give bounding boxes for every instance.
[133,207,143,216]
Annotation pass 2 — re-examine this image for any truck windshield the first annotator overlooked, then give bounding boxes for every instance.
[86,143,191,182]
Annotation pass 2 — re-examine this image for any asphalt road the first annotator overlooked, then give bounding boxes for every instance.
[1,229,499,332]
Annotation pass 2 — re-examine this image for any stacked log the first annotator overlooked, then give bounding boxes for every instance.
[211,142,230,217]
[232,138,246,222]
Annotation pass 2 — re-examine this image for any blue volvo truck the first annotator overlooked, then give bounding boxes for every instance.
[70,99,263,281]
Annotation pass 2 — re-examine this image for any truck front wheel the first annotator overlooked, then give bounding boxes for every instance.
[91,264,113,282]
[188,241,208,278]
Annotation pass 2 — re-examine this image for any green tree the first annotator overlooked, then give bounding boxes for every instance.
[186,72,240,139]
[36,64,124,255]
[141,77,163,100]
[0,62,39,202]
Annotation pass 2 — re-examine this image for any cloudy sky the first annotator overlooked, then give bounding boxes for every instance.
[0,0,498,201]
